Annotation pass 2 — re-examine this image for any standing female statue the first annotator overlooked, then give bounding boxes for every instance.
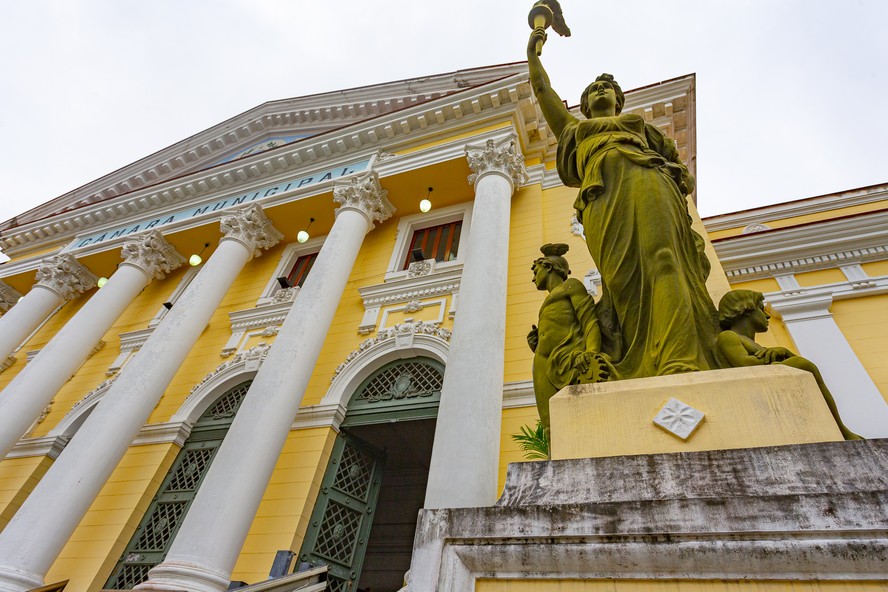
[527,27,723,379]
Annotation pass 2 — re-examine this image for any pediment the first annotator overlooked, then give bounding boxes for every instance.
[1,63,529,233]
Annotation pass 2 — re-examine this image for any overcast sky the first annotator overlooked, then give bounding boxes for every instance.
[1,0,885,229]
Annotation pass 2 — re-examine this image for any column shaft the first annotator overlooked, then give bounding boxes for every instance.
[0,265,149,456]
[0,208,278,592]
[139,173,393,592]
[774,296,888,438]
[0,286,62,363]
[425,173,513,508]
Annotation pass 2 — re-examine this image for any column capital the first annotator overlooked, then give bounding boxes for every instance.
[34,254,96,302]
[333,171,395,228]
[120,231,187,280]
[0,280,22,313]
[219,204,283,257]
[465,135,528,191]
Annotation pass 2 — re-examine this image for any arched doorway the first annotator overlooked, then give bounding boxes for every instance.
[104,380,253,589]
[298,357,442,592]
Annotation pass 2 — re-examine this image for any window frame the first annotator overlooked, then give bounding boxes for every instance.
[384,202,472,282]
[256,235,325,305]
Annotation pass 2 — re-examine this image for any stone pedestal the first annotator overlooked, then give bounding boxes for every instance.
[409,439,888,591]
[550,365,844,460]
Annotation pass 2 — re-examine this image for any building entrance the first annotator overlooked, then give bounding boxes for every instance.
[298,357,442,591]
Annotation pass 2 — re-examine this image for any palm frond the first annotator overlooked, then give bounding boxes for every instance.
[510,421,550,460]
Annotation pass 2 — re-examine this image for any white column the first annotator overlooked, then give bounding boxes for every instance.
[425,136,527,509]
[0,231,185,458]
[0,205,282,592]
[138,172,394,592]
[770,293,888,438]
[0,255,94,365]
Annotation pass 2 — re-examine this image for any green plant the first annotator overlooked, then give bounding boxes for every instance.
[511,421,550,460]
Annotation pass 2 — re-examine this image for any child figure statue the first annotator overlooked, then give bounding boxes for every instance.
[528,244,610,440]
[717,289,861,440]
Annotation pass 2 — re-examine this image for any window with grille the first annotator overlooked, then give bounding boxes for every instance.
[104,381,252,590]
[402,221,462,269]
[287,252,318,287]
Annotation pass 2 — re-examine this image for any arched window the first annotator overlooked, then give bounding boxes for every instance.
[104,381,252,589]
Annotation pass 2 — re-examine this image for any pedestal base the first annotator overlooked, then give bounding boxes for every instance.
[550,365,843,460]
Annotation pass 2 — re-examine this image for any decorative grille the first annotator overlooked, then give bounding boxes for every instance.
[205,382,250,419]
[133,501,188,551]
[314,500,363,565]
[113,564,153,589]
[356,361,442,404]
[105,381,252,590]
[167,448,214,492]
[326,575,349,592]
[332,445,373,500]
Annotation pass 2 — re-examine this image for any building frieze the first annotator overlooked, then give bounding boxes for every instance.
[0,74,533,261]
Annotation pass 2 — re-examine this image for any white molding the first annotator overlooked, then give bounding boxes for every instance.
[378,298,447,331]
[132,421,191,448]
[704,184,888,232]
[255,236,325,305]
[714,209,888,280]
[290,402,348,432]
[49,377,117,438]
[322,323,451,409]
[5,435,69,460]
[765,275,888,314]
[502,380,535,409]
[0,75,532,262]
[384,202,474,279]
[172,344,270,424]
[0,355,15,373]
[148,266,201,328]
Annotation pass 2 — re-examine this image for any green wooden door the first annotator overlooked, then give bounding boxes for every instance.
[298,431,385,592]
[104,381,252,589]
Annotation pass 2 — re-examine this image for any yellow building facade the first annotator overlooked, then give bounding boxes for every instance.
[0,64,885,592]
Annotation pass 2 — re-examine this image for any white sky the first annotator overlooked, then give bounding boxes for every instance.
[0,0,885,227]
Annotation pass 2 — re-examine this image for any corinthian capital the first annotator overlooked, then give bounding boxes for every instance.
[220,204,283,257]
[466,136,529,190]
[0,280,22,313]
[333,171,395,228]
[34,254,96,302]
[120,231,187,280]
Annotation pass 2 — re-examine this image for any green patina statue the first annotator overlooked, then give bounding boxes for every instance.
[526,27,722,380]
[717,289,861,440]
[527,244,610,439]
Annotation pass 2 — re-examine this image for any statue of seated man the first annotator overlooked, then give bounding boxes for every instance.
[528,244,610,439]
[717,289,861,440]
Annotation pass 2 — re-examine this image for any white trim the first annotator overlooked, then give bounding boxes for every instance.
[290,402,348,431]
[5,435,69,460]
[171,345,269,425]
[132,422,191,448]
[502,380,535,409]
[378,298,447,331]
[48,378,116,438]
[384,202,473,281]
[255,236,325,305]
[148,266,201,327]
[321,330,451,410]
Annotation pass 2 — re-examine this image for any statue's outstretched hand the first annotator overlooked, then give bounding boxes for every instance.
[755,346,794,364]
[528,26,547,57]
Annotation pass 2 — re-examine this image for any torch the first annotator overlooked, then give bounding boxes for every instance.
[528,0,572,56]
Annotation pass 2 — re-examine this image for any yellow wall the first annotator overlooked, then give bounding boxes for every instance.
[45,442,178,592]
[0,455,53,529]
[478,580,888,591]
[498,405,541,495]
[230,426,335,584]
[831,294,888,402]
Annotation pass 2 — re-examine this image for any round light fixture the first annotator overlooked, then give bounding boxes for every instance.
[97,277,108,288]
[189,243,210,267]
[420,187,433,213]
[297,217,315,244]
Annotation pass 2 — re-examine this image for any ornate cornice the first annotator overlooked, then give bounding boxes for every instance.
[120,230,186,280]
[466,136,528,190]
[228,293,299,334]
[333,171,395,228]
[219,204,283,257]
[0,280,21,313]
[33,254,96,301]
[358,265,463,308]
